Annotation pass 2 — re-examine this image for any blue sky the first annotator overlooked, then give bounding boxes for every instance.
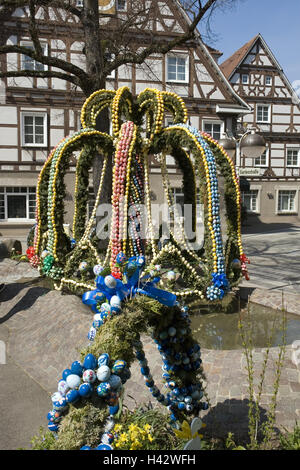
[199,0,300,86]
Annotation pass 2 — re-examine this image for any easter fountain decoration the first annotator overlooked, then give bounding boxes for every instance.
[27,87,250,450]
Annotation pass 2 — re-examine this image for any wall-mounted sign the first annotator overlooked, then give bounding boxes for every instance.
[238,168,262,177]
[98,0,115,15]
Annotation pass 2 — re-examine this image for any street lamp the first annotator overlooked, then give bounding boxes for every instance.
[218,128,266,166]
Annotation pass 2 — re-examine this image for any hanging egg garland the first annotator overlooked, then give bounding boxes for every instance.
[46,352,130,437]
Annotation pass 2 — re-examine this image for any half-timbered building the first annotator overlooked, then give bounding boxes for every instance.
[221,34,300,225]
[0,1,264,238]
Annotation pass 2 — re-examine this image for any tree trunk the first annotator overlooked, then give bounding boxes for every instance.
[82,1,112,249]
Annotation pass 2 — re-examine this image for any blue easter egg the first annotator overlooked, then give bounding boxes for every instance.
[52,397,68,411]
[136,255,145,267]
[95,444,113,450]
[62,368,72,381]
[97,382,111,397]
[66,389,80,403]
[109,404,119,415]
[71,361,84,376]
[93,314,103,329]
[111,360,126,375]
[116,252,127,264]
[178,402,186,410]
[98,353,110,367]
[110,306,121,315]
[47,410,61,423]
[79,383,93,397]
[108,374,122,390]
[80,446,92,450]
[48,421,59,432]
[83,353,97,370]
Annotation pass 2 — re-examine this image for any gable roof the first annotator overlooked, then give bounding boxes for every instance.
[220,35,259,79]
[220,33,300,106]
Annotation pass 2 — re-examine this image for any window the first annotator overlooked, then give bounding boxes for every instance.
[22,113,47,147]
[0,187,36,221]
[277,190,296,213]
[241,74,249,84]
[167,55,188,83]
[287,149,299,167]
[76,0,83,6]
[21,42,47,71]
[255,148,268,167]
[241,190,259,213]
[116,0,127,10]
[203,121,223,140]
[257,105,270,123]
[265,75,272,85]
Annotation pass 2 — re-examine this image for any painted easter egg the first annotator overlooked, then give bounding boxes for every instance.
[111,360,126,375]
[93,313,103,329]
[100,302,111,315]
[104,275,117,290]
[93,264,104,276]
[136,255,145,267]
[166,270,176,281]
[41,250,49,259]
[94,291,106,303]
[96,382,111,397]
[52,397,68,411]
[57,380,69,396]
[82,369,97,383]
[110,306,121,315]
[66,374,81,389]
[80,446,92,450]
[47,410,62,423]
[108,374,122,390]
[232,258,241,270]
[116,252,127,264]
[70,361,84,377]
[98,353,110,367]
[83,353,97,370]
[168,327,177,337]
[51,392,63,404]
[100,311,109,323]
[96,365,111,382]
[87,326,97,341]
[110,295,121,308]
[66,389,80,404]
[78,383,93,398]
[79,261,88,271]
[48,421,59,432]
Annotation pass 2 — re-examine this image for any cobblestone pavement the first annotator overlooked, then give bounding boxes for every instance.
[0,259,300,449]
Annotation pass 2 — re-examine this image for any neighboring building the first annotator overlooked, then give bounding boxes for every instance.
[0,0,251,237]
[221,34,300,225]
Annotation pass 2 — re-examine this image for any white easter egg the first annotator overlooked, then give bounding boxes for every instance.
[66,374,81,389]
[57,380,69,396]
[96,365,111,382]
[82,369,97,383]
[51,391,63,403]
[110,295,121,308]
[104,275,117,290]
